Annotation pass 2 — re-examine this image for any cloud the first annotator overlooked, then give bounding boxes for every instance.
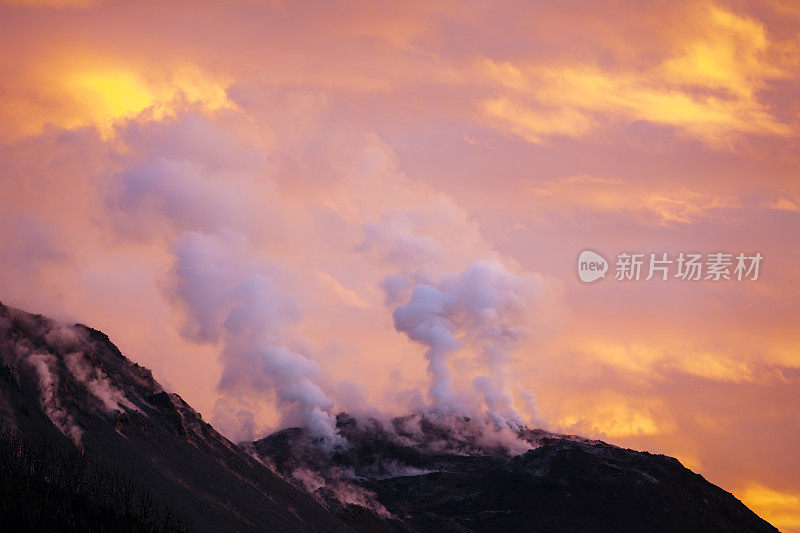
[527,174,749,226]
[478,4,797,146]
[575,339,791,385]
[313,270,369,308]
[554,395,677,439]
[740,484,800,532]
[0,209,70,268]
[0,58,232,141]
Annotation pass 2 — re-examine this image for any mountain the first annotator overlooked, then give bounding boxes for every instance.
[0,302,348,532]
[0,301,778,532]
[250,413,779,532]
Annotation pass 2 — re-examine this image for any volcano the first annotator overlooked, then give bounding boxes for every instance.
[0,302,344,532]
[0,302,777,532]
[249,412,778,532]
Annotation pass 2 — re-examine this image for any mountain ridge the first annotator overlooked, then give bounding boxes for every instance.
[0,301,349,532]
[0,301,779,532]
[249,412,779,532]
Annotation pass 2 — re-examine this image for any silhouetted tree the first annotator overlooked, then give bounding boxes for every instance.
[0,421,190,532]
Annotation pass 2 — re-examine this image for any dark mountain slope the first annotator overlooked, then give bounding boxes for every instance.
[0,301,779,532]
[252,413,778,533]
[0,302,349,533]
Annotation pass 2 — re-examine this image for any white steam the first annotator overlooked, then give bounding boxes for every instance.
[100,109,560,442]
[393,258,547,429]
[64,351,138,413]
[290,467,391,518]
[1,310,144,445]
[393,284,463,412]
[171,231,342,444]
[26,351,83,445]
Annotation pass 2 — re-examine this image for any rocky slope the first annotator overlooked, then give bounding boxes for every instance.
[0,302,779,532]
[251,412,779,532]
[0,302,348,532]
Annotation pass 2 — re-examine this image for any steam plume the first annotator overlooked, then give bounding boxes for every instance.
[393,258,546,428]
[26,351,83,445]
[172,231,342,444]
[64,351,138,413]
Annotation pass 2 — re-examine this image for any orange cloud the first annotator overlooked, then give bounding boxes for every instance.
[527,174,743,226]
[572,338,794,385]
[660,6,783,95]
[479,4,797,146]
[739,484,800,532]
[314,269,370,308]
[553,394,677,438]
[1,57,232,140]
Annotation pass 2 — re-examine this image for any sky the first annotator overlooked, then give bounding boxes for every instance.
[0,0,799,528]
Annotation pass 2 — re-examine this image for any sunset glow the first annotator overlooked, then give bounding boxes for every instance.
[1,1,798,529]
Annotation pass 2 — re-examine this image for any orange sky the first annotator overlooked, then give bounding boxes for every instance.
[0,0,798,529]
